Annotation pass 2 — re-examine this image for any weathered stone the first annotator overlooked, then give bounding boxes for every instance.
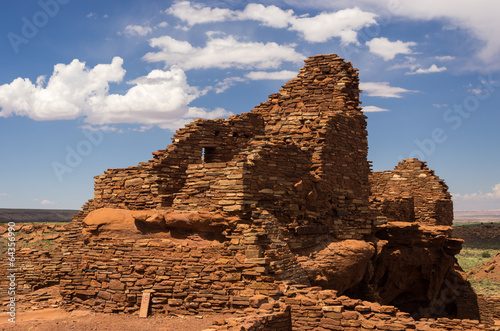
[108,279,125,291]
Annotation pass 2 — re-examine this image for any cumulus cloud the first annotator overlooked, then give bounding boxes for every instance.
[143,34,304,70]
[453,183,500,210]
[122,25,153,37]
[240,3,295,29]
[406,64,447,75]
[0,57,125,121]
[360,82,417,98]
[302,0,500,70]
[366,37,417,61]
[0,57,230,130]
[166,1,235,26]
[383,1,500,66]
[246,70,297,80]
[41,199,56,205]
[289,8,377,44]
[362,105,389,112]
[166,1,377,44]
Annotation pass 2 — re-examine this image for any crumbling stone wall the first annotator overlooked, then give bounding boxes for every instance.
[75,54,372,242]
[211,286,495,331]
[370,158,454,225]
[5,54,493,328]
[84,113,265,215]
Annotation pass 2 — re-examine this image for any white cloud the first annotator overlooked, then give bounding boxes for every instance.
[406,64,447,75]
[212,70,306,94]
[0,193,9,197]
[157,21,168,28]
[122,25,153,37]
[0,58,230,130]
[366,37,417,61]
[435,55,455,61]
[359,82,417,98]
[214,77,246,94]
[166,1,235,26]
[305,0,500,70]
[362,105,389,112]
[455,183,500,200]
[0,57,125,121]
[389,56,419,71]
[466,83,488,95]
[166,2,377,44]
[240,3,294,28]
[289,8,377,44]
[453,183,500,210]
[143,34,304,70]
[384,1,500,67]
[246,70,297,80]
[41,200,56,205]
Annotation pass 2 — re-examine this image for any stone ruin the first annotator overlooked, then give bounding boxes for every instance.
[3,54,498,330]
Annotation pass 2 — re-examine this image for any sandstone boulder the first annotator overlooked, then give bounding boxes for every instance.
[82,208,141,238]
[298,240,375,293]
[82,208,227,238]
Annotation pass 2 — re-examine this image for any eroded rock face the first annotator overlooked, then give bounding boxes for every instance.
[282,221,477,319]
[82,208,231,242]
[298,240,375,293]
[82,208,141,238]
[368,222,464,313]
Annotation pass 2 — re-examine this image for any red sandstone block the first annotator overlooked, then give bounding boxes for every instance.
[168,298,183,306]
[108,279,125,290]
[342,311,359,320]
[97,291,111,300]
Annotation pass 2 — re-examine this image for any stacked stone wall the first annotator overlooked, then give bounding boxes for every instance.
[209,286,497,330]
[370,158,453,225]
[3,231,496,330]
[73,54,374,242]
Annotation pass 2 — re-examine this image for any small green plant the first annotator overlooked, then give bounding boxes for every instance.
[482,251,491,259]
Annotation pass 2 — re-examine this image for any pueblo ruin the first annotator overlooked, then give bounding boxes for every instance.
[4,54,499,330]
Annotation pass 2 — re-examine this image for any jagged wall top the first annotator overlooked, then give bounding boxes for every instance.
[251,54,363,136]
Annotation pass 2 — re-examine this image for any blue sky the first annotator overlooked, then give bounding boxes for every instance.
[0,0,499,211]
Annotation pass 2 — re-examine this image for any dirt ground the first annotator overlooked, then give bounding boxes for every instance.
[0,308,229,331]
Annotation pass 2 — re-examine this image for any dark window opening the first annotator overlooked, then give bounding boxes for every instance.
[202,147,216,163]
[214,130,220,137]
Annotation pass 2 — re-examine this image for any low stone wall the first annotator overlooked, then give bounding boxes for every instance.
[0,223,72,302]
[492,297,500,320]
[207,286,497,330]
[206,308,292,331]
[479,295,500,325]
[370,158,454,226]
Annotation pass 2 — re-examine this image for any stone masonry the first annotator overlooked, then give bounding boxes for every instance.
[1,54,496,330]
[370,158,454,225]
